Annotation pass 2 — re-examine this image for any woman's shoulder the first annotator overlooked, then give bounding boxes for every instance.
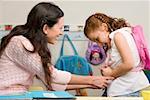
[11,35,27,41]
[11,35,34,51]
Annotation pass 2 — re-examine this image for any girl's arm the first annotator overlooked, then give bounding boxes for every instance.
[110,32,134,78]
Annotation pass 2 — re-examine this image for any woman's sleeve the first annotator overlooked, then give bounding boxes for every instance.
[50,66,72,90]
[5,36,72,90]
[5,36,44,75]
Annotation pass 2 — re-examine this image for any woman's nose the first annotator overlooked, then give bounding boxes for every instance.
[59,32,63,35]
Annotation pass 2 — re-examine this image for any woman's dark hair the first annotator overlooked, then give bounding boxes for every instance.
[0,2,64,90]
[84,13,129,38]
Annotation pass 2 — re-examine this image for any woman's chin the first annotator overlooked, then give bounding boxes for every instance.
[48,40,57,44]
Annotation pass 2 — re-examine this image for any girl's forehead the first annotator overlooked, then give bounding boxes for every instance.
[88,31,99,40]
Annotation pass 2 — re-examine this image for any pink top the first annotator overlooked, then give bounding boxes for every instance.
[0,36,71,95]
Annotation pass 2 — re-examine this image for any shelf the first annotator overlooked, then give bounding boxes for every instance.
[0,30,88,41]
[58,31,88,41]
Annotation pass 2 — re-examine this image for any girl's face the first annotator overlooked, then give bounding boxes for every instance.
[88,25,109,46]
[43,17,64,44]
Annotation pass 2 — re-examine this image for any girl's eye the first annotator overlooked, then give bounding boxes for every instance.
[95,37,99,42]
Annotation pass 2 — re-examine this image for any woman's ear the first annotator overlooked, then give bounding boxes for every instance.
[43,24,49,35]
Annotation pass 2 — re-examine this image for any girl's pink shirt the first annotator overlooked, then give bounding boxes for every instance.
[0,36,71,95]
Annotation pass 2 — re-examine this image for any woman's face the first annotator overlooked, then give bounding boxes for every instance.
[44,17,64,44]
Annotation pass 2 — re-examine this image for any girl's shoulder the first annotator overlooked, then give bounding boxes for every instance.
[109,27,131,39]
[11,35,34,51]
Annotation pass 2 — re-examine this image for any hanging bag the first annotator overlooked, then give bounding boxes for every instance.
[85,41,107,65]
[55,34,92,75]
[55,34,92,96]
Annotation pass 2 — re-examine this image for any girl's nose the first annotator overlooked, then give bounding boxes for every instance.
[97,43,103,47]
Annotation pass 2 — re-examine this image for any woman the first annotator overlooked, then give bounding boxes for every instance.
[0,2,113,95]
[84,13,149,97]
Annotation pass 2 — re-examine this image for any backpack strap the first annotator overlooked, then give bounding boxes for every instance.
[60,34,78,57]
[131,25,150,70]
[131,62,144,72]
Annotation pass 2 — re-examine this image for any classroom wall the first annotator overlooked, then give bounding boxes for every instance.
[0,0,150,45]
[0,1,2,23]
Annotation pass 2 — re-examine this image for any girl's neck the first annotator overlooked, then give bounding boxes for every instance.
[107,38,111,49]
[105,32,111,49]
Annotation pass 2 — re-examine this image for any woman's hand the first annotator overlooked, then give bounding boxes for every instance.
[91,76,114,89]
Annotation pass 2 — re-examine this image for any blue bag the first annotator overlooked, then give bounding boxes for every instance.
[55,34,92,76]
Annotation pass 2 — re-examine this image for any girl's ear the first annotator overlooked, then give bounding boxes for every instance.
[43,24,49,35]
[101,23,108,31]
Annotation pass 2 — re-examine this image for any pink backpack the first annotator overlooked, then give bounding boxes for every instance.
[131,25,150,70]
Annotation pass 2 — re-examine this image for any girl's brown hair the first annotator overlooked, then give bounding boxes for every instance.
[84,13,129,38]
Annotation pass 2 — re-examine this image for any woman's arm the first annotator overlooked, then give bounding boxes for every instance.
[5,36,44,76]
[66,84,96,90]
[69,74,113,89]
[50,66,113,90]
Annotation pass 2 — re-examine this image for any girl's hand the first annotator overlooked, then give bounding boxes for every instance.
[100,66,113,77]
[100,60,115,76]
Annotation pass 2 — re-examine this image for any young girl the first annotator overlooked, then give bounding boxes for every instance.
[0,3,113,95]
[84,13,149,97]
